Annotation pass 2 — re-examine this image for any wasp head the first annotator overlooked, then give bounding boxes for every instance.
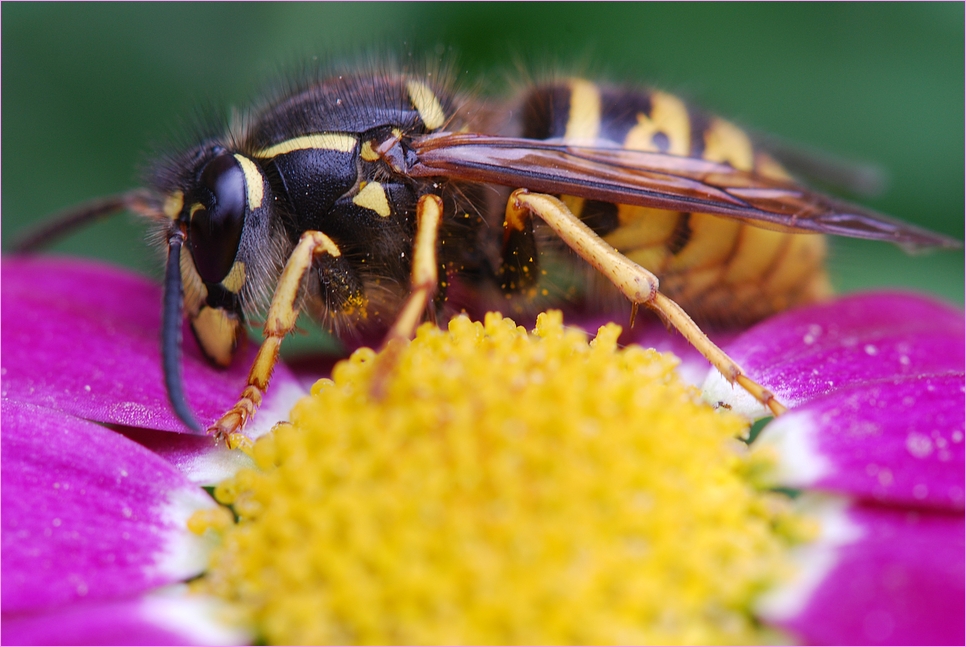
[154,141,276,432]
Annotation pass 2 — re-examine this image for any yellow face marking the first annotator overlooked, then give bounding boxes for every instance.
[405,80,446,131]
[564,79,601,143]
[360,140,380,162]
[163,190,184,220]
[703,118,754,171]
[192,306,238,367]
[352,181,392,217]
[179,246,207,317]
[233,154,264,209]
[623,91,691,156]
[253,133,357,159]
[189,202,205,219]
[221,261,247,293]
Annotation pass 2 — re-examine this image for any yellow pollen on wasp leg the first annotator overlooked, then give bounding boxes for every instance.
[193,311,798,645]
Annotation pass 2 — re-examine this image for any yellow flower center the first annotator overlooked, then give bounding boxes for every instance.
[194,312,796,644]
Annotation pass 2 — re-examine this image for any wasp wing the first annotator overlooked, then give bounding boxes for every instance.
[749,131,887,198]
[410,133,959,251]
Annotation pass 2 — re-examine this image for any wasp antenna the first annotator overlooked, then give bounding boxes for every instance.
[162,231,204,434]
[14,189,158,252]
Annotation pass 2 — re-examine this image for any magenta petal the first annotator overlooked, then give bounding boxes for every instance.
[756,374,965,510]
[1,256,304,435]
[705,292,964,418]
[2,588,249,646]
[1,400,216,613]
[759,499,965,645]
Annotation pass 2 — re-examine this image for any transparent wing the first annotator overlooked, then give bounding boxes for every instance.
[410,133,959,251]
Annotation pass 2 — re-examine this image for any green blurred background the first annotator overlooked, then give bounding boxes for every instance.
[4,3,963,307]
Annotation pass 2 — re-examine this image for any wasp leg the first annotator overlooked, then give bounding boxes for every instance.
[370,194,444,397]
[499,192,540,294]
[208,230,343,445]
[507,188,787,417]
[385,194,444,342]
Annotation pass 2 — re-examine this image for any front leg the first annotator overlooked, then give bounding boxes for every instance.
[506,189,786,417]
[209,230,343,446]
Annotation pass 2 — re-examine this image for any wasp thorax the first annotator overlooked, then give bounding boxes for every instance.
[188,153,247,284]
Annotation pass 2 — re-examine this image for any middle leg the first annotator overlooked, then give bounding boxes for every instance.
[370,194,444,397]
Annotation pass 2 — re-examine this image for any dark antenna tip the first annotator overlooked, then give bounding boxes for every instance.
[162,230,205,434]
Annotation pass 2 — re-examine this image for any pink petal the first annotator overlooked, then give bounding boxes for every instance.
[2,401,216,613]
[758,498,964,645]
[705,292,964,418]
[1,256,305,436]
[756,374,965,510]
[116,426,256,487]
[1,587,249,646]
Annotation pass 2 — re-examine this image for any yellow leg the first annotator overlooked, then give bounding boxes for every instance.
[384,194,444,343]
[370,194,444,397]
[508,189,786,417]
[209,230,342,445]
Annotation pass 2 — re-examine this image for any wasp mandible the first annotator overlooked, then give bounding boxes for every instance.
[16,70,961,441]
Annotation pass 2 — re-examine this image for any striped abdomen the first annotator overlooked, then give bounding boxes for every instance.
[517,79,830,326]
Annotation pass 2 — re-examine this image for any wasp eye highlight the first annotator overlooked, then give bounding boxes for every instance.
[189,153,247,284]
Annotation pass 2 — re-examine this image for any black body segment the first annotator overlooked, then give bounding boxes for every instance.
[246,76,450,148]
[519,85,572,141]
[265,148,358,242]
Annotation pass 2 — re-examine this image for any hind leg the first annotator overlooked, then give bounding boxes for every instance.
[505,188,786,417]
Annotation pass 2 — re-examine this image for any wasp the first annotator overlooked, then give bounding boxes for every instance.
[16,67,960,441]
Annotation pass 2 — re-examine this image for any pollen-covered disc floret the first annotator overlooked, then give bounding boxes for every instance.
[197,312,795,644]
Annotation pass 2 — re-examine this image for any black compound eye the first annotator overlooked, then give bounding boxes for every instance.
[189,153,247,284]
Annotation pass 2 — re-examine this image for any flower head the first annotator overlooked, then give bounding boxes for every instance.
[197,312,800,644]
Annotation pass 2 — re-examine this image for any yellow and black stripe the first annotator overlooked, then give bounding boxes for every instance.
[517,78,830,324]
